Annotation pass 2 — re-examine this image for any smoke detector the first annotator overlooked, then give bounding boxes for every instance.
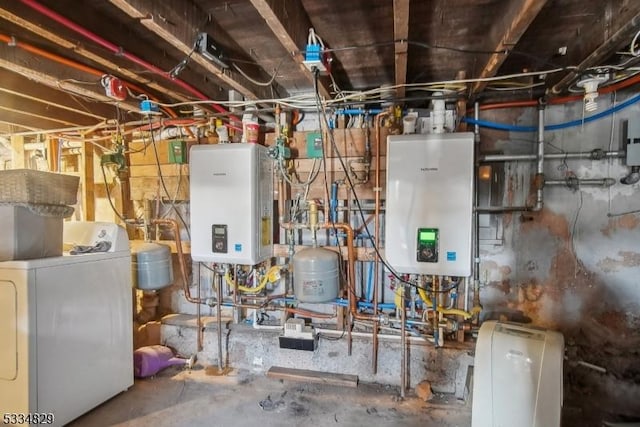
[576,74,609,112]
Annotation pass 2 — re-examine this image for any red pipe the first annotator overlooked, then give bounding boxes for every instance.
[20,0,240,127]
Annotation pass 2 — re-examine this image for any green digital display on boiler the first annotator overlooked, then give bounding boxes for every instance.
[420,231,436,242]
[417,228,438,263]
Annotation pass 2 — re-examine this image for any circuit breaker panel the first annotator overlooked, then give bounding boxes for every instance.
[385,133,474,276]
[190,144,273,265]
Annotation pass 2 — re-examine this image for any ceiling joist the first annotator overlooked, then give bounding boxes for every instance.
[249,0,332,99]
[550,8,640,95]
[0,4,193,104]
[0,45,140,115]
[110,0,274,100]
[0,69,114,121]
[393,0,410,99]
[471,0,548,95]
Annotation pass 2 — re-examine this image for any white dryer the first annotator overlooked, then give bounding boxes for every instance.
[0,222,133,426]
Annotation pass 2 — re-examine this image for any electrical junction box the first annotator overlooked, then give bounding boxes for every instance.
[306,132,323,158]
[190,143,273,265]
[303,44,330,74]
[622,119,640,166]
[196,32,229,69]
[279,318,317,351]
[385,133,474,276]
[168,140,187,164]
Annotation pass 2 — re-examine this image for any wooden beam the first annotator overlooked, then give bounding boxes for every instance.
[10,135,25,169]
[0,45,140,115]
[0,92,89,127]
[550,9,640,95]
[81,143,95,221]
[0,70,113,122]
[393,0,410,99]
[0,4,193,103]
[471,0,548,95]
[109,0,274,100]
[0,109,72,131]
[267,367,358,388]
[249,0,332,99]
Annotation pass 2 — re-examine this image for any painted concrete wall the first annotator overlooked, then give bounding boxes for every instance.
[478,94,640,333]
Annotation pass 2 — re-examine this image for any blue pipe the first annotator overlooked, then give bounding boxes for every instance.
[330,181,338,223]
[463,93,640,132]
[336,108,383,116]
[334,298,395,310]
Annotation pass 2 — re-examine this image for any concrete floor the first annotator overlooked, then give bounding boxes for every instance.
[69,366,471,427]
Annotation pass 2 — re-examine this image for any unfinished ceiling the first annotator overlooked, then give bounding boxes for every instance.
[1,0,640,134]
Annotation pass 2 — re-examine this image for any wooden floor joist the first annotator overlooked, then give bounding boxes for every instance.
[266,366,359,388]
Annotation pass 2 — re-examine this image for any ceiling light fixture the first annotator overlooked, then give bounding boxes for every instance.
[576,74,609,112]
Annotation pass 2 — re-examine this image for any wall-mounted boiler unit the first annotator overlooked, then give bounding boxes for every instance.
[385,133,474,276]
[190,144,273,265]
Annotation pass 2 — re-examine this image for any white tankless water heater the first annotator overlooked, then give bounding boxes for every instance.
[472,321,564,427]
[385,133,474,276]
[190,143,273,265]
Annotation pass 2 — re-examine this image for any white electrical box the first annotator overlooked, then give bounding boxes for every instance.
[385,133,474,276]
[472,321,564,427]
[190,144,273,265]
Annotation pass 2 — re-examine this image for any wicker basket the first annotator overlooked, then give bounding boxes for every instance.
[0,169,80,206]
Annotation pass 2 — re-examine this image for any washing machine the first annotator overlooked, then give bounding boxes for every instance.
[0,222,133,426]
[472,321,564,427]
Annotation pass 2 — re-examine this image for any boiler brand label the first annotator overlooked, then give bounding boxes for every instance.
[234,244,242,252]
[446,251,456,261]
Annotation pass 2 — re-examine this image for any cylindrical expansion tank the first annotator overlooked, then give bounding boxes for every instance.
[132,243,173,290]
[293,247,340,303]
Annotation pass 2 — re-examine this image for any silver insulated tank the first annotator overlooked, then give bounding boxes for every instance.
[132,243,173,290]
[293,247,340,303]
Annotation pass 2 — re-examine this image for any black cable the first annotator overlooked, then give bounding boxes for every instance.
[100,163,127,223]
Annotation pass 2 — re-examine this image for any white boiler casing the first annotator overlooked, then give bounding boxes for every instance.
[385,133,474,276]
[190,143,273,265]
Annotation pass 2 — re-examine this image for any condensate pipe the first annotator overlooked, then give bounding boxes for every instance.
[480,150,624,163]
[20,0,240,126]
[372,110,390,373]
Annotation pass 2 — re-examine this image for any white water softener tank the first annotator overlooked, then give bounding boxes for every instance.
[131,243,173,290]
[293,248,339,303]
[472,321,564,427]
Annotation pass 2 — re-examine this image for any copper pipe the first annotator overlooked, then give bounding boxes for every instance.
[372,111,390,373]
[151,218,206,305]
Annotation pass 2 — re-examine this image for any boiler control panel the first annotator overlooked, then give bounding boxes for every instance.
[417,228,438,263]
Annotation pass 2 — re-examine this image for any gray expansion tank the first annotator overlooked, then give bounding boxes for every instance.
[293,247,340,303]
